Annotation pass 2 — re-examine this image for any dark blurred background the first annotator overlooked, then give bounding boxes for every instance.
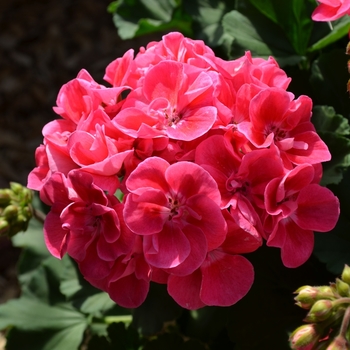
[0,0,160,189]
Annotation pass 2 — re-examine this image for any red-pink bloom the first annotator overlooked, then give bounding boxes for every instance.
[217,51,291,92]
[113,61,217,141]
[237,87,331,166]
[124,156,227,273]
[195,135,284,239]
[312,0,350,22]
[264,164,340,267]
[54,69,128,123]
[40,170,134,280]
[85,235,152,309]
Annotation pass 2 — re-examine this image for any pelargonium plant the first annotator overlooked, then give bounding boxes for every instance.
[26,31,340,310]
[2,0,350,348]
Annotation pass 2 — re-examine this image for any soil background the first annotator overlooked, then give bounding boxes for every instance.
[0,0,162,306]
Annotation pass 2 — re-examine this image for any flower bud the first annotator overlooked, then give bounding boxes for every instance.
[2,205,18,220]
[295,286,337,309]
[290,324,319,350]
[295,286,320,309]
[341,265,350,286]
[0,189,12,205]
[336,278,350,297]
[326,335,349,350]
[304,300,334,322]
[0,219,9,235]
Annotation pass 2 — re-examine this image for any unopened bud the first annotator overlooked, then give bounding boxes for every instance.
[326,335,349,350]
[336,278,350,297]
[2,205,18,220]
[0,219,9,234]
[304,300,334,322]
[346,42,350,55]
[0,189,12,205]
[290,324,319,350]
[341,265,350,286]
[295,285,337,310]
[295,286,320,309]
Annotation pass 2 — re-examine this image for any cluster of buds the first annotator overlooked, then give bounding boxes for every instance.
[0,182,33,237]
[290,265,350,349]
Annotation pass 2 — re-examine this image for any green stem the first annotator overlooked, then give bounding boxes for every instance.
[103,315,132,325]
[32,207,46,224]
[339,307,350,339]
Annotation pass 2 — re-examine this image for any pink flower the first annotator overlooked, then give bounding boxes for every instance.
[264,164,340,267]
[237,87,331,166]
[85,235,152,308]
[113,61,217,141]
[40,170,134,280]
[312,0,350,22]
[195,135,284,239]
[123,156,227,273]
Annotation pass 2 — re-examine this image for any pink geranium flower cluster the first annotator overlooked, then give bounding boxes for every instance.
[27,32,340,309]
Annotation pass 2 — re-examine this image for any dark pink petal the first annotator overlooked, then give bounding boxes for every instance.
[165,224,207,276]
[230,195,264,239]
[267,219,314,268]
[284,131,331,165]
[123,191,169,235]
[165,161,221,204]
[143,223,191,269]
[126,156,170,195]
[294,184,340,232]
[222,210,262,254]
[68,170,108,205]
[200,250,254,306]
[43,211,68,258]
[195,135,240,179]
[185,194,227,250]
[167,269,206,310]
[79,245,113,280]
[108,274,150,308]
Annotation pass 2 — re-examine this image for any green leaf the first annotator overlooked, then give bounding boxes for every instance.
[310,50,350,122]
[80,292,116,316]
[249,0,314,55]
[314,230,350,275]
[308,16,350,52]
[0,297,86,330]
[12,217,48,260]
[110,0,191,39]
[183,0,235,47]
[312,106,350,185]
[222,9,302,66]
[6,324,86,350]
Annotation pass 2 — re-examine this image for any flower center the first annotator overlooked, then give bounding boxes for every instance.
[265,124,287,141]
[168,197,180,220]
